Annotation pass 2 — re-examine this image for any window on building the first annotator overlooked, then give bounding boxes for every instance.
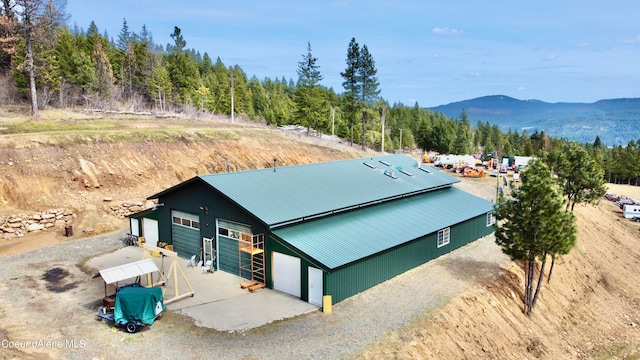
[486,211,496,226]
[171,211,200,230]
[217,220,252,242]
[437,227,450,248]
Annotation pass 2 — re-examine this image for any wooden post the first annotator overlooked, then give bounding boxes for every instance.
[142,243,194,304]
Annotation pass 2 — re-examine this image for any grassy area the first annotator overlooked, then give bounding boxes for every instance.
[0,110,247,146]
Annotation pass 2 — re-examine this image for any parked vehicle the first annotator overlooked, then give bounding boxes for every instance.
[96,284,166,333]
[434,155,478,168]
[623,204,640,219]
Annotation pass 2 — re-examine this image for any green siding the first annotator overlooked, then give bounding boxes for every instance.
[325,214,492,303]
[271,187,494,269]
[171,224,200,259]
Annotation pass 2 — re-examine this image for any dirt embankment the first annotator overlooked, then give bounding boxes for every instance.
[359,183,640,359]
[0,115,370,256]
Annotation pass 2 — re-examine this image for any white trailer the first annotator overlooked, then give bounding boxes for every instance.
[623,204,640,219]
[434,155,477,168]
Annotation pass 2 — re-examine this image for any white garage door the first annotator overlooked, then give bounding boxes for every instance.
[142,218,159,247]
[272,252,301,297]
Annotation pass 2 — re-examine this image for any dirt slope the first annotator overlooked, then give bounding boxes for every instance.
[358,183,640,359]
[0,112,370,256]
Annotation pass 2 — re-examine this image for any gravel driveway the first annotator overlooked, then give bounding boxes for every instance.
[0,179,508,359]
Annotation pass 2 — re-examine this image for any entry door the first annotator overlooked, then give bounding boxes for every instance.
[130,218,139,237]
[272,252,301,297]
[308,267,323,306]
[142,218,159,247]
[203,237,214,266]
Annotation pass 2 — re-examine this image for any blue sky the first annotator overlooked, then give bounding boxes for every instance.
[65,1,640,107]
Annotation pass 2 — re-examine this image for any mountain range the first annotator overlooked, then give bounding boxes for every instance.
[428,95,640,146]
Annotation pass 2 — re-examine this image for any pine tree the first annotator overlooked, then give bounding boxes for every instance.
[116,18,130,51]
[357,44,380,150]
[164,26,199,106]
[494,159,576,315]
[340,37,360,146]
[545,142,607,211]
[294,41,325,135]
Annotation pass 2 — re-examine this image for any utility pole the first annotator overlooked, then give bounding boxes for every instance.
[230,73,235,123]
[331,107,336,136]
[398,128,403,153]
[380,104,387,153]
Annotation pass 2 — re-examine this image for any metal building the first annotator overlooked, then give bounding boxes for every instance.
[130,154,495,306]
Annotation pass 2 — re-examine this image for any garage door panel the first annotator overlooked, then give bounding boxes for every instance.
[218,236,239,274]
[273,252,301,297]
[172,224,200,259]
[142,218,158,247]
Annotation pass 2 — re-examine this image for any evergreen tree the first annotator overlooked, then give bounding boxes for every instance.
[116,18,130,51]
[357,44,380,150]
[494,159,576,315]
[164,26,199,105]
[294,41,325,135]
[340,37,359,146]
[453,109,473,154]
[545,142,607,211]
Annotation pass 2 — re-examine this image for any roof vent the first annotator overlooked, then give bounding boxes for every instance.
[400,169,413,177]
[383,169,398,179]
[418,167,431,174]
[363,162,377,169]
[379,160,392,166]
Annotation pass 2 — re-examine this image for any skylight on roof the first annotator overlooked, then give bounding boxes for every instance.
[379,160,392,166]
[418,167,431,174]
[400,169,413,177]
[363,162,377,169]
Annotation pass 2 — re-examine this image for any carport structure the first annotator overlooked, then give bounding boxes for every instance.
[98,258,164,296]
[130,154,496,308]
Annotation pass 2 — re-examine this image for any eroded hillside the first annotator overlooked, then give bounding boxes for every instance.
[0,111,370,254]
[358,185,640,359]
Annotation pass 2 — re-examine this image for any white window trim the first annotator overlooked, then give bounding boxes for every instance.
[486,211,496,226]
[171,210,200,230]
[437,227,450,248]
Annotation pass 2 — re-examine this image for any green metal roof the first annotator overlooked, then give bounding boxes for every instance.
[271,187,494,270]
[194,154,460,227]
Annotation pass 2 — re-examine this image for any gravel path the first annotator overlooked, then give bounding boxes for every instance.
[0,178,508,360]
[0,227,508,360]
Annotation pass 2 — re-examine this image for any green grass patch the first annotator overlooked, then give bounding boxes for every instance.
[0,118,122,134]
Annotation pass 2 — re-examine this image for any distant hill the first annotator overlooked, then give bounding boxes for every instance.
[428,95,640,146]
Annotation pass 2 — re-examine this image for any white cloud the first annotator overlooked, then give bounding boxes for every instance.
[619,35,640,44]
[432,27,464,35]
[543,54,557,61]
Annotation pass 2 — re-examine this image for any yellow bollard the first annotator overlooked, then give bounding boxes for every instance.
[322,295,332,313]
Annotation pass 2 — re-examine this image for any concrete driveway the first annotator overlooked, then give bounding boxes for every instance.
[87,246,318,332]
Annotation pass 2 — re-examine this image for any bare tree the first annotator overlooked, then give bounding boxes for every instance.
[11,0,66,116]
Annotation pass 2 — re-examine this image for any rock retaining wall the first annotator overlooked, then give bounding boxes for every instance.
[1,209,76,238]
[103,199,156,218]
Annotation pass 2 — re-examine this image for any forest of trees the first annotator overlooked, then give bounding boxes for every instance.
[1,0,639,185]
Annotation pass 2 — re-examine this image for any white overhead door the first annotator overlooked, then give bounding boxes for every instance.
[272,252,301,297]
[142,218,159,247]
